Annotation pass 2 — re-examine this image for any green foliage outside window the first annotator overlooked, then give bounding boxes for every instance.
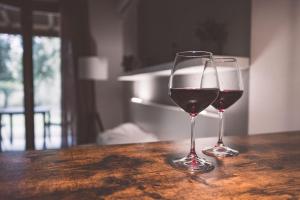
[0,34,60,108]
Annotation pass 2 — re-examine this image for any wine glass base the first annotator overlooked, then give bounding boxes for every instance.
[172,153,214,173]
[202,145,239,158]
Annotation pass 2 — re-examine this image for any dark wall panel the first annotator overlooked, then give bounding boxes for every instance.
[137,0,251,67]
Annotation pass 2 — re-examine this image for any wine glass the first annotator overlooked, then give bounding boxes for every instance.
[169,51,219,172]
[202,57,243,157]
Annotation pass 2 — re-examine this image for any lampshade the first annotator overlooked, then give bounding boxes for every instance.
[78,56,108,80]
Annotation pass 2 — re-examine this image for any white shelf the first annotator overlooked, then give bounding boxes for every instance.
[119,56,249,81]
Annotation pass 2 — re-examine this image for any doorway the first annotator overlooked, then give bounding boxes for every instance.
[0,2,61,151]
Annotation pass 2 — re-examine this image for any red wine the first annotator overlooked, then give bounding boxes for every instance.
[169,88,219,116]
[212,90,243,112]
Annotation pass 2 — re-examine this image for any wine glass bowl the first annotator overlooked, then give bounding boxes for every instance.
[202,57,244,157]
[168,51,219,172]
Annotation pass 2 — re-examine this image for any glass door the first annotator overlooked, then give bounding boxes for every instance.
[0,34,25,151]
[0,3,61,151]
[33,36,61,150]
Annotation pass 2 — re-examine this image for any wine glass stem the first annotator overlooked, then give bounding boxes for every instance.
[217,111,224,145]
[190,116,196,154]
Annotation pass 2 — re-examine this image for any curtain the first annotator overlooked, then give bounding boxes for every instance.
[60,0,97,146]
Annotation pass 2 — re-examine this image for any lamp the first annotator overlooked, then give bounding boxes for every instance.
[78,56,108,80]
[78,56,108,133]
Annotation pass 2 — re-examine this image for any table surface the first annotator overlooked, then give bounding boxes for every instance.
[0,132,299,200]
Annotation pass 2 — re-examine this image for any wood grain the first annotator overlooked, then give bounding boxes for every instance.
[0,132,299,199]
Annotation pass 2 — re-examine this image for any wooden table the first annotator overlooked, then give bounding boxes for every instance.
[0,132,299,199]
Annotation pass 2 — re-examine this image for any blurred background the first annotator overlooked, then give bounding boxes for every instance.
[0,0,299,151]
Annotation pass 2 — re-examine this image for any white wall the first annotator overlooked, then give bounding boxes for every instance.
[291,0,300,130]
[249,0,300,134]
[88,0,124,129]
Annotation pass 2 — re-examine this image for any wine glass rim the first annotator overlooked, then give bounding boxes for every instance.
[213,57,237,63]
[176,51,213,58]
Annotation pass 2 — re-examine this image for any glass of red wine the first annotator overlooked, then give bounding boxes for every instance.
[202,57,243,157]
[169,51,219,172]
